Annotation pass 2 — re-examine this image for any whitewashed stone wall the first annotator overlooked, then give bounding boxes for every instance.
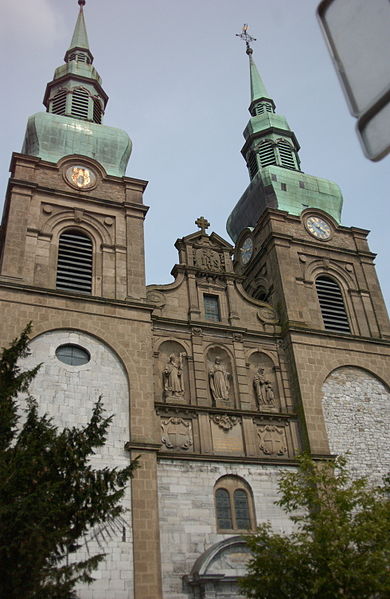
[322,366,390,483]
[21,330,133,599]
[157,459,295,599]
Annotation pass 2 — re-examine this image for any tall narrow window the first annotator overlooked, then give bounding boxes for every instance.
[234,489,250,530]
[214,477,255,532]
[204,295,220,322]
[258,140,276,167]
[247,151,258,178]
[71,88,90,120]
[277,140,296,169]
[316,275,350,333]
[215,489,232,530]
[56,230,93,294]
[51,89,67,116]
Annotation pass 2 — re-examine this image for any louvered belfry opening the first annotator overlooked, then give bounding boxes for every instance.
[278,140,296,169]
[56,230,93,294]
[71,88,90,119]
[316,275,350,333]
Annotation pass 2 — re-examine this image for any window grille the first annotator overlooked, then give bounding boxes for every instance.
[278,140,296,169]
[56,230,93,294]
[315,275,350,333]
[247,151,258,178]
[258,140,276,167]
[93,98,103,124]
[215,489,232,530]
[71,88,90,120]
[254,102,273,116]
[204,295,220,322]
[52,89,67,115]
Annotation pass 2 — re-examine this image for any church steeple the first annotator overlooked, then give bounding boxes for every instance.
[65,0,92,64]
[21,0,132,177]
[226,26,343,242]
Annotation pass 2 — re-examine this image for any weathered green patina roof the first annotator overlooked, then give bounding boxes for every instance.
[21,0,132,177]
[68,2,90,52]
[22,113,132,177]
[249,54,270,103]
[226,43,343,242]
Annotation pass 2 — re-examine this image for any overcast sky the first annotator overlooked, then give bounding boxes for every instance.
[0,0,388,309]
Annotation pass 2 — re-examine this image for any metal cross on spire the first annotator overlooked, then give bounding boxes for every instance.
[236,24,256,55]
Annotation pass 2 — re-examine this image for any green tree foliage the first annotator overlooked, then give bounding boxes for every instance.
[241,454,390,599]
[0,325,138,599]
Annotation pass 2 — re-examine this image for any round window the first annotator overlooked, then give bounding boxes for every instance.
[56,344,90,366]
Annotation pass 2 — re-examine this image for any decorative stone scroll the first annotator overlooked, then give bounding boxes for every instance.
[161,417,193,450]
[258,425,287,456]
[211,414,239,431]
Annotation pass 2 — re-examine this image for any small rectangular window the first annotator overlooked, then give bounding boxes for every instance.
[204,294,220,322]
[299,181,305,188]
[281,182,287,191]
[271,173,277,182]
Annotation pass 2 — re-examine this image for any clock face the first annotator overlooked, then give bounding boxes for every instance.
[239,235,254,265]
[65,165,96,190]
[305,216,332,240]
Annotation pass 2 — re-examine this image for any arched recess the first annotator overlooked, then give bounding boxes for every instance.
[155,339,191,404]
[186,536,251,599]
[205,345,236,408]
[18,328,133,596]
[322,366,390,482]
[247,350,281,411]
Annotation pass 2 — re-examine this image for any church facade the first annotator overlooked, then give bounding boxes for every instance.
[0,4,389,599]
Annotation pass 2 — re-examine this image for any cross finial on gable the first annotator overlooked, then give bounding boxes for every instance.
[195,216,210,235]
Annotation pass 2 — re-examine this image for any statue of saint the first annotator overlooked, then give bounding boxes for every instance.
[253,367,275,408]
[209,356,230,404]
[163,353,185,399]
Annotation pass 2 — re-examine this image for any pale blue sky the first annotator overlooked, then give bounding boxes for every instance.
[0,0,388,309]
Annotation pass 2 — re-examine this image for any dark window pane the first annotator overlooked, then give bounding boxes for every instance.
[56,344,90,366]
[216,489,232,530]
[234,489,250,529]
[204,295,220,322]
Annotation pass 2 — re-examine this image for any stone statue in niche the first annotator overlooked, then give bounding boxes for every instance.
[209,356,230,405]
[253,367,275,409]
[163,352,186,400]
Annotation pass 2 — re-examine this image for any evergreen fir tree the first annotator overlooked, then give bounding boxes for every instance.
[0,324,138,599]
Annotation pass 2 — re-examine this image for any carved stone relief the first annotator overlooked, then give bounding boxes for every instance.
[161,417,193,450]
[194,247,225,272]
[248,352,279,412]
[206,348,234,408]
[211,414,239,430]
[258,425,287,456]
[156,340,189,404]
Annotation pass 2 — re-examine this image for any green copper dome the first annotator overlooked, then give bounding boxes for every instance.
[21,1,132,177]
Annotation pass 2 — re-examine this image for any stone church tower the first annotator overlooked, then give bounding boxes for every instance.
[0,5,389,599]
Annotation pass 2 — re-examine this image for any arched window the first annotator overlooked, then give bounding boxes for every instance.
[214,477,255,532]
[71,88,90,120]
[315,275,350,333]
[258,140,276,167]
[56,229,93,294]
[277,139,296,169]
[51,89,67,116]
